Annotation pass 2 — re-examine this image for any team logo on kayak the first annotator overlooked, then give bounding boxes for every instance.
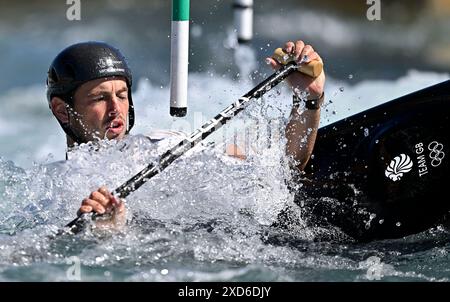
[428,141,445,167]
[385,154,413,182]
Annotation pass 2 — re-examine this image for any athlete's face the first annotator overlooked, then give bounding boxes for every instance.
[70,77,129,142]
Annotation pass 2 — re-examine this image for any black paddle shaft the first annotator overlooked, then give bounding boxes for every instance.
[65,61,299,229]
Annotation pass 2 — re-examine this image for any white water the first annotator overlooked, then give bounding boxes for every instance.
[1,0,450,279]
[0,61,448,281]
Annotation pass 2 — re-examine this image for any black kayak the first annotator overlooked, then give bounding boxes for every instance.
[287,80,449,242]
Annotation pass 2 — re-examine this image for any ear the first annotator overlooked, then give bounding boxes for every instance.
[50,97,69,124]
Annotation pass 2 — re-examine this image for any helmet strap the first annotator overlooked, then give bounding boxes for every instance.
[61,104,87,147]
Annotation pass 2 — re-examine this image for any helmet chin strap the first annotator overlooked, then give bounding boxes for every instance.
[61,122,86,147]
[125,114,130,134]
[60,104,88,147]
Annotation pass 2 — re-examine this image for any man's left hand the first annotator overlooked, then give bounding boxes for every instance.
[266,40,325,100]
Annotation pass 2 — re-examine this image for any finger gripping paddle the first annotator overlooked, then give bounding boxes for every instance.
[272,48,323,78]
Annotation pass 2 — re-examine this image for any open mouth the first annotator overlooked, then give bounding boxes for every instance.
[106,119,125,134]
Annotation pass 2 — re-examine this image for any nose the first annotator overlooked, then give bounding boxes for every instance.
[108,95,121,117]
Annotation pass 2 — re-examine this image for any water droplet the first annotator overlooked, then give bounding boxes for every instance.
[396,222,401,227]
[191,24,203,38]
[348,74,353,79]
[379,219,384,224]
[161,269,169,275]
[339,87,345,92]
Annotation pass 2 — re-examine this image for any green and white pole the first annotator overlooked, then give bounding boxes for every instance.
[170,0,190,117]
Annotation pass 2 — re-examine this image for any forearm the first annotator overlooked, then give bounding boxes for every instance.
[267,39,325,172]
[285,98,322,172]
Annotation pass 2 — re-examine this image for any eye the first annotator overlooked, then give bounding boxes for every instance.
[91,94,105,102]
[118,93,128,100]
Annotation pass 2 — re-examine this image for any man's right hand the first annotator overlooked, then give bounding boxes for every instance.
[78,186,127,230]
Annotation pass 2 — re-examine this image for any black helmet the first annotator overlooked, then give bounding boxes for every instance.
[46,41,135,144]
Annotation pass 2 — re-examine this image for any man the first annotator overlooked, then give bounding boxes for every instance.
[47,40,325,230]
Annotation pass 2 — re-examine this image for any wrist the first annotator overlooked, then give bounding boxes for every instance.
[307,91,323,101]
[293,92,324,110]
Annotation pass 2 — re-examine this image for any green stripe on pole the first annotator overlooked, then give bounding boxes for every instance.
[172,0,190,21]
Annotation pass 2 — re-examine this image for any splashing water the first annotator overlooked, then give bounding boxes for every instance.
[0,29,449,281]
[1,81,449,281]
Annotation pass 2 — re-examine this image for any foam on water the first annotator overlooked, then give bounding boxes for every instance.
[0,95,299,280]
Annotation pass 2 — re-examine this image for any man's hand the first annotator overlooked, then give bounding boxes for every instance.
[266,40,325,100]
[267,40,326,172]
[78,186,127,230]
